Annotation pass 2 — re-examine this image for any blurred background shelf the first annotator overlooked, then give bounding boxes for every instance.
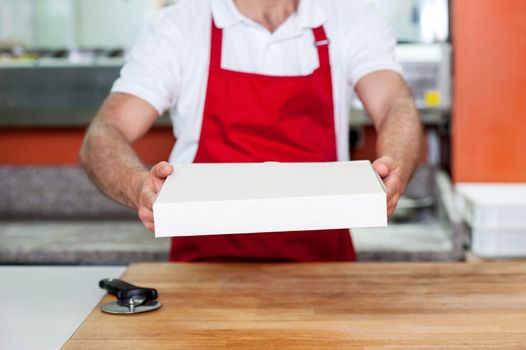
[0,165,465,264]
[0,43,451,128]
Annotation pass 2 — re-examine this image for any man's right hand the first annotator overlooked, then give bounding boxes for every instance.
[137,161,174,232]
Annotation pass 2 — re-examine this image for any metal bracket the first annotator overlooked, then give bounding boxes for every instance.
[314,39,330,47]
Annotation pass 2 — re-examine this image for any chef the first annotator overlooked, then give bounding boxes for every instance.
[79,0,423,262]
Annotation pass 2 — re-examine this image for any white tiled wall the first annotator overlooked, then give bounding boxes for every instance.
[75,0,156,49]
[0,0,34,47]
[0,0,173,49]
[371,0,449,43]
[1,0,447,50]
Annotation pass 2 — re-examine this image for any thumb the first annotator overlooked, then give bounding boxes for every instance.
[151,161,173,179]
[372,156,395,178]
[150,161,173,192]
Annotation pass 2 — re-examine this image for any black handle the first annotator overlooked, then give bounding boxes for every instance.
[99,278,158,301]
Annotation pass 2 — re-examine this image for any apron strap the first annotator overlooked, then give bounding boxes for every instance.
[312,26,330,68]
[210,19,223,71]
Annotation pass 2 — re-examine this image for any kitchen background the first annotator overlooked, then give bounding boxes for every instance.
[0,0,445,49]
[0,0,525,264]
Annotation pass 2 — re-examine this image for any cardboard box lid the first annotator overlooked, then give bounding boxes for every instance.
[153,161,387,237]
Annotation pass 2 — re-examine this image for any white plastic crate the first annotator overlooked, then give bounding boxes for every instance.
[471,227,526,258]
[457,184,526,258]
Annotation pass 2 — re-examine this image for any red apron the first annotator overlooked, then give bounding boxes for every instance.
[169,19,356,262]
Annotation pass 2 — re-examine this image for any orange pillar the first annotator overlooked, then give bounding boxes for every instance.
[453,0,526,182]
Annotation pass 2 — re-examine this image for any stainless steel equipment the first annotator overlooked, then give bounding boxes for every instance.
[352,43,452,126]
[396,43,452,110]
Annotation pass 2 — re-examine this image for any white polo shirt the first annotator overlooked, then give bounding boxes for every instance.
[112,0,402,164]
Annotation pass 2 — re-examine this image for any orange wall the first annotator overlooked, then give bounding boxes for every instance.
[1,126,373,165]
[453,0,526,182]
[0,127,175,165]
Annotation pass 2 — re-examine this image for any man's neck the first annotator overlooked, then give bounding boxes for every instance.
[233,0,299,33]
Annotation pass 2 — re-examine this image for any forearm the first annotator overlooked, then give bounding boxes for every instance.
[79,120,148,209]
[376,92,424,189]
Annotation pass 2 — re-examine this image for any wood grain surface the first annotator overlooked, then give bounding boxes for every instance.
[62,262,526,349]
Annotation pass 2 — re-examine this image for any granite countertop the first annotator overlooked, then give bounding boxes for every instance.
[0,219,459,264]
[0,165,464,264]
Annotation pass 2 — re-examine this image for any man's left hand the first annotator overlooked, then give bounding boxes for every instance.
[372,156,406,216]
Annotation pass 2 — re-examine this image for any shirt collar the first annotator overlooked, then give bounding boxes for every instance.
[211,0,327,29]
[296,0,327,29]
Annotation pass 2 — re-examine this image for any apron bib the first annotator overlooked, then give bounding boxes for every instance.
[169,19,356,262]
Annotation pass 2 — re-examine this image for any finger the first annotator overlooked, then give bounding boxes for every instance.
[386,189,400,206]
[387,194,400,216]
[383,172,402,195]
[382,179,395,199]
[373,157,389,178]
[152,175,166,193]
[144,221,155,233]
[138,207,155,233]
[141,188,157,210]
[382,177,400,216]
[138,206,154,223]
[372,157,395,178]
[373,162,389,178]
[151,162,173,192]
[388,194,400,208]
[151,161,174,179]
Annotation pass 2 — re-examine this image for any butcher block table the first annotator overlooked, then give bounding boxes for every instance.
[63,262,526,349]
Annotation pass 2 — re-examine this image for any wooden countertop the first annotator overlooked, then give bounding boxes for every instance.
[63,262,526,349]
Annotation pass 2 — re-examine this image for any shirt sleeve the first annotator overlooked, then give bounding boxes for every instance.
[346,2,403,87]
[111,9,182,115]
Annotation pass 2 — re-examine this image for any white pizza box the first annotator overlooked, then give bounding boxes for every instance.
[153,161,387,237]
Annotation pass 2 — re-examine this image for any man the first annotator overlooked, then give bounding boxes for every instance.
[79,0,423,262]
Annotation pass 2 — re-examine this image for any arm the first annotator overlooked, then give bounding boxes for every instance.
[79,92,173,231]
[355,70,424,215]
